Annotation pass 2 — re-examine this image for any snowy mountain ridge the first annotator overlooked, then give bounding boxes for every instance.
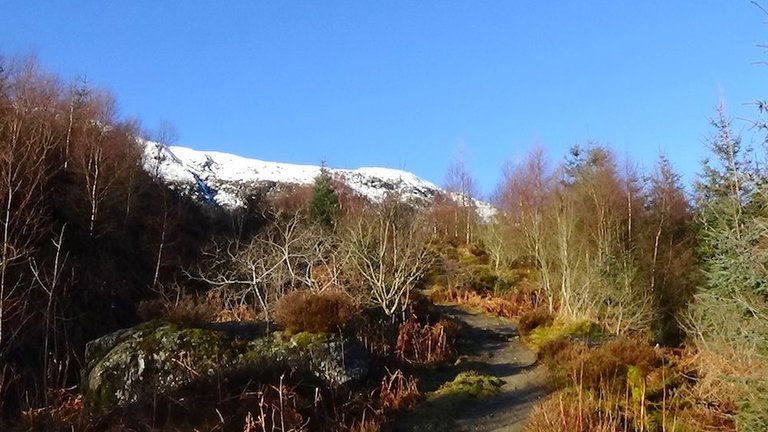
[141,141,495,219]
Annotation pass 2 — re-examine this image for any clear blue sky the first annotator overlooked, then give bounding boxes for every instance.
[2,1,767,196]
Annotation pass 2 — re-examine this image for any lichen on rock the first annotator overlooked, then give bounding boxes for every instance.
[81,321,368,413]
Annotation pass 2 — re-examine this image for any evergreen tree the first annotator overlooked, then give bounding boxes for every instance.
[692,104,768,430]
[309,164,340,229]
[695,104,763,297]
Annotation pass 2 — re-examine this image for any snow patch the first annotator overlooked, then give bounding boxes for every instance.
[140,141,497,220]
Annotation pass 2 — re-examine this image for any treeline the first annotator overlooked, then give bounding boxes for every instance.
[447,106,765,429]
[488,145,695,343]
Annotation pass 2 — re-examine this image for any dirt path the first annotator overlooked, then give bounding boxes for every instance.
[396,304,550,431]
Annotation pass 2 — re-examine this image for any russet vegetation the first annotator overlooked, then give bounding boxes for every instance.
[1,51,767,432]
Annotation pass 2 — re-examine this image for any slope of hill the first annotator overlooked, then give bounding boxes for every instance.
[141,141,496,218]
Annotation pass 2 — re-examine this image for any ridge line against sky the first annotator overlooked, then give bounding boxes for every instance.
[2,1,768,196]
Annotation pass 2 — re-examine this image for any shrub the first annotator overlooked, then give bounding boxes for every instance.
[138,294,217,327]
[274,290,357,334]
[403,290,432,322]
[166,296,218,327]
[136,298,167,321]
[206,290,260,322]
[536,337,590,387]
[600,337,659,375]
[537,336,660,392]
[518,308,555,336]
[463,265,498,292]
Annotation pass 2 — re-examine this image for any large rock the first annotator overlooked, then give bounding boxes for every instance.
[81,321,368,413]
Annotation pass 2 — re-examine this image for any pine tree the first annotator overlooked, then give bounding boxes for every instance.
[691,104,768,430]
[309,164,340,229]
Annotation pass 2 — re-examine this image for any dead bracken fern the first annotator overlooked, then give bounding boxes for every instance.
[241,375,308,432]
[430,286,537,319]
[525,390,624,432]
[21,387,85,429]
[349,412,383,432]
[395,318,455,364]
[380,369,421,412]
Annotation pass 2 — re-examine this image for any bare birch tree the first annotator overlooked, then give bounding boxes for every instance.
[444,147,479,244]
[346,197,435,317]
[0,58,58,354]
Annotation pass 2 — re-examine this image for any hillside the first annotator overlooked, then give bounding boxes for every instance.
[142,141,496,218]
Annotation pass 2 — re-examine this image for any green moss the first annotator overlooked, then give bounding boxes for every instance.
[526,319,604,351]
[627,365,644,403]
[526,321,568,349]
[567,321,603,339]
[429,370,504,400]
[290,331,326,348]
[84,369,119,413]
[235,331,325,366]
[398,371,504,431]
[136,327,162,353]
[456,247,480,265]
[179,327,223,360]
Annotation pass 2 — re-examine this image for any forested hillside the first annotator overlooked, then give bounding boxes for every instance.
[1,54,767,431]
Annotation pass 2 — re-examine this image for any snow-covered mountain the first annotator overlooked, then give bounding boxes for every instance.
[141,141,496,219]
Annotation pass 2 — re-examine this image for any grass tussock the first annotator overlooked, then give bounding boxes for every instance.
[526,390,624,432]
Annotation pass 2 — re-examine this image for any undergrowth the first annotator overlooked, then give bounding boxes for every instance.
[526,330,737,432]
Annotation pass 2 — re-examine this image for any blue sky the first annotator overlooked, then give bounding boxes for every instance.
[2,1,767,196]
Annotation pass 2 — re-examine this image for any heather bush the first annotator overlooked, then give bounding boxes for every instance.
[274,290,357,334]
[137,294,217,327]
[518,308,555,336]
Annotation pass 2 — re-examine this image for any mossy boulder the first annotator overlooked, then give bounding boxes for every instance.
[81,321,368,413]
